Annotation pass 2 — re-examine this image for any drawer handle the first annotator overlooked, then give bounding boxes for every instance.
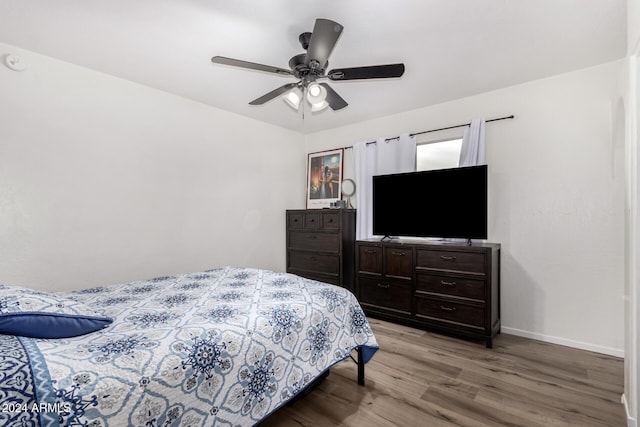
[328,218,334,223]
[391,251,406,256]
[293,218,299,222]
[377,283,391,289]
[440,255,457,261]
[441,280,456,286]
[309,256,317,261]
[364,249,377,254]
[440,305,456,311]
[308,235,318,239]
[310,219,315,222]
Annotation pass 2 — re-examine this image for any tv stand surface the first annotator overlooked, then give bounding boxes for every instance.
[355,238,500,348]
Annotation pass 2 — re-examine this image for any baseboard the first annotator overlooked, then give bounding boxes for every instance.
[501,326,624,358]
[622,393,637,427]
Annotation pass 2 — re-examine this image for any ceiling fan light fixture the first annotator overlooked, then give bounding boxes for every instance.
[283,87,303,110]
[310,100,329,112]
[308,83,322,97]
[306,82,327,107]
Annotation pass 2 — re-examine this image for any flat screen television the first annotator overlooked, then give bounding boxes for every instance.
[372,164,487,240]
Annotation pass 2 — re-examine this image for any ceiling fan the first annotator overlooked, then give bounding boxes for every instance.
[211,18,405,112]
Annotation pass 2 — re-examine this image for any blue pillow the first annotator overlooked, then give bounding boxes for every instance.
[0,284,113,338]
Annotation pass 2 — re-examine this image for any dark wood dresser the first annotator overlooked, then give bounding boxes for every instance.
[286,209,356,291]
[355,238,500,347]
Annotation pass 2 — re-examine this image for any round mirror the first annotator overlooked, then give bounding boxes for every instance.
[341,178,356,208]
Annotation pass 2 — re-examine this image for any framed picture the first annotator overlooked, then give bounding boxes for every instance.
[307,148,344,209]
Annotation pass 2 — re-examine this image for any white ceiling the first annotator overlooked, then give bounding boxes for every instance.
[0,0,627,134]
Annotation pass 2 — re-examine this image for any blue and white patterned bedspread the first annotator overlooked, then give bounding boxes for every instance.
[0,266,378,426]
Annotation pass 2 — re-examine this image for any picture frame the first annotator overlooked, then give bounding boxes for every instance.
[306,148,344,209]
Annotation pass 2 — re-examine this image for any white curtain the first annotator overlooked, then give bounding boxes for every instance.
[354,133,416,240]
[459,118,486,166]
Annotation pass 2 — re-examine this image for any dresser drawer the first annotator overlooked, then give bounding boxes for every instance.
[288,212,304,229]
[294,271,340,286]
[357,244,383,275]
[384,246,413,279]
[304,213,321,229]
[416,273,485,301]
[289,231,340,252]
[322,212,340,229]
[288,251,339,275]
[415,297,485,328]
[416,249,485,274]
[359,276,412,313]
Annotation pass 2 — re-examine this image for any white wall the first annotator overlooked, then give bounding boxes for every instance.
[625,51,639,426]
[630,0,640,55]
[306,60,626,356]
[0,43,306,291]
[624,0,640,424]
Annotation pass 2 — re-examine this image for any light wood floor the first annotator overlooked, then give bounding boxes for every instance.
[261,318,625,427]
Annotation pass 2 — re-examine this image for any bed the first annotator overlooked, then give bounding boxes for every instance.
[0,266,379,427]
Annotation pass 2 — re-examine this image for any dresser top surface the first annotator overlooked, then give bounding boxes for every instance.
[287,209,356,213]
[356,238,500,250]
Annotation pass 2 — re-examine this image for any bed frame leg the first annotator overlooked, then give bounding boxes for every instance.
[357,347,365,386]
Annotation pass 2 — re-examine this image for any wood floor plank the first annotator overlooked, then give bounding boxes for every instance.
[261,320,625,427]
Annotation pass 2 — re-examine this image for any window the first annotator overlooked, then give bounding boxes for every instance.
[416,138,462,171]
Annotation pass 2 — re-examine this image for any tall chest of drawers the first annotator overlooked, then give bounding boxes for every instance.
[286,209,356,292]
[356,239,500,347]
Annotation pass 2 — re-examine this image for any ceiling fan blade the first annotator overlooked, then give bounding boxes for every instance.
[211,56,293,76]
[328,63,405,81]
[305,19,343,70]
[319,83,348,110]
[249,82,299,105]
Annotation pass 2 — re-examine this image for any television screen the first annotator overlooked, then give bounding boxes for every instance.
[372,165,488,239]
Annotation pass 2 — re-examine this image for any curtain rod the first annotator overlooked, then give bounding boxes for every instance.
[343,115,515,149]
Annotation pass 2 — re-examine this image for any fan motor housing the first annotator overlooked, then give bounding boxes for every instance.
[289,53,326,80]
[288,53,306,73]
[290,52,328,78]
